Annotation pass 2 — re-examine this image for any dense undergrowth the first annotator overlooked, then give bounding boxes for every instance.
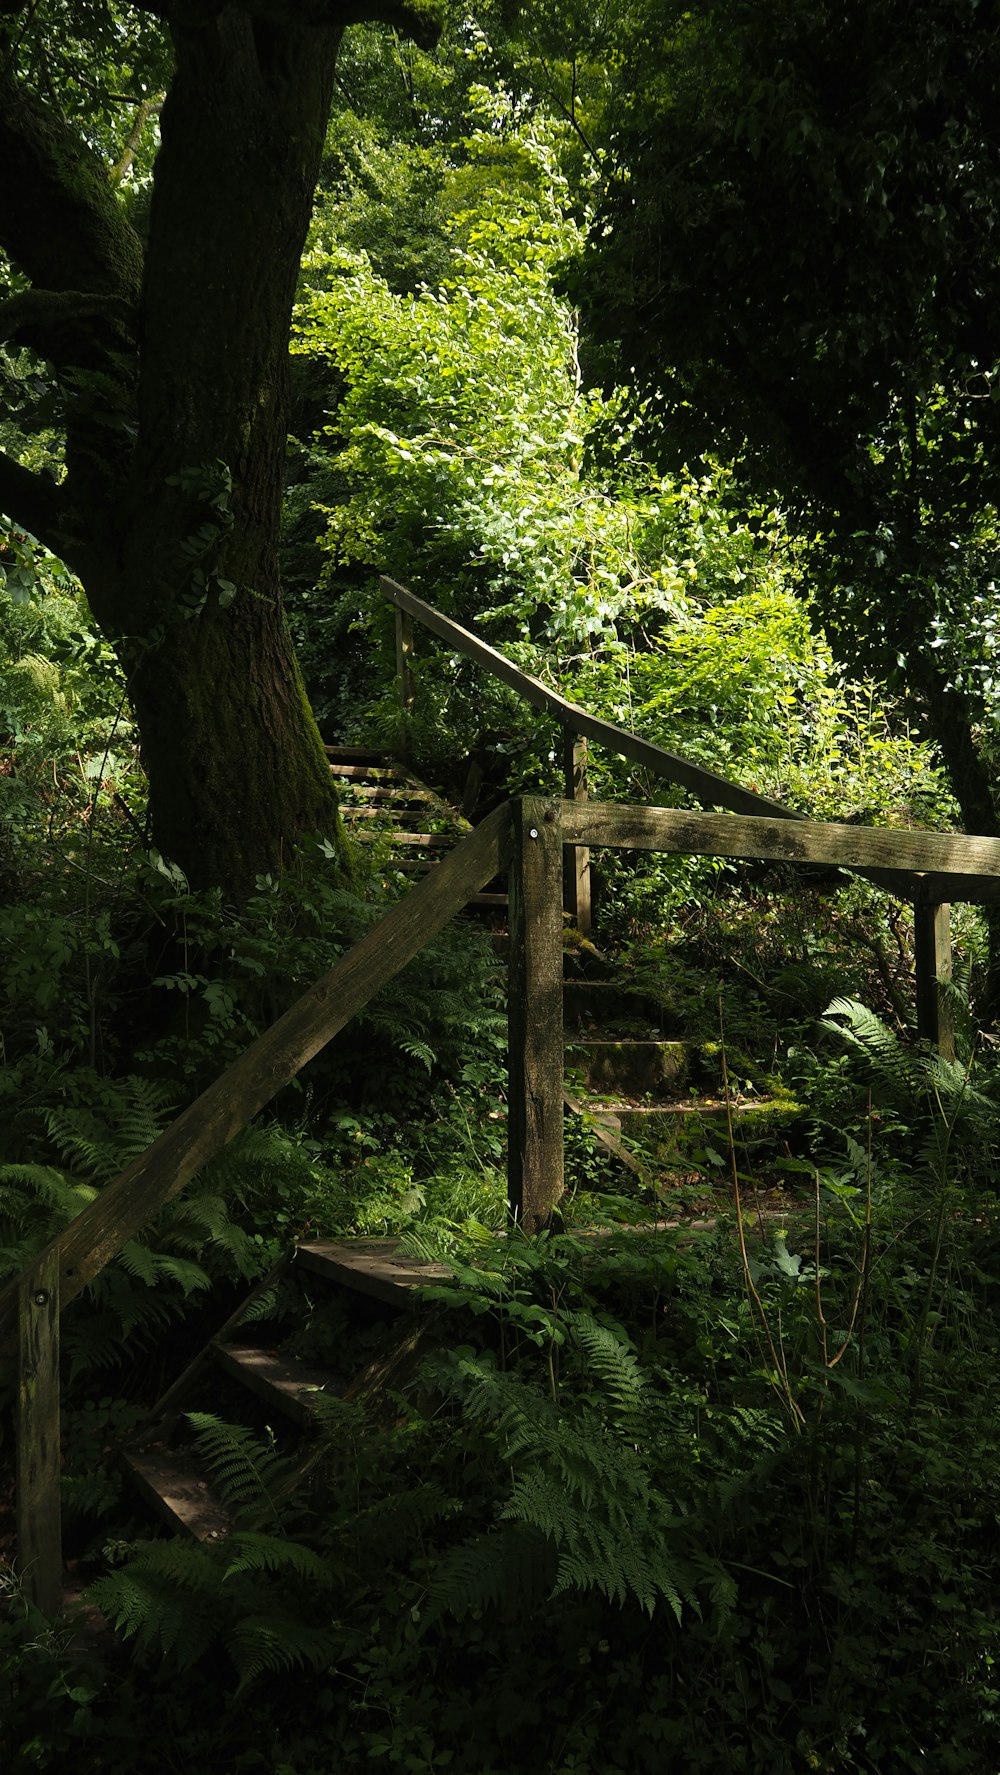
[4,37,1000,1772]
[5,382,1000,1770]
[6,1083,1000,1775]
[3,573,1000,1771]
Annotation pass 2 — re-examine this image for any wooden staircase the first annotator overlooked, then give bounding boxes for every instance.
[326,746,507,910]
[120,1237,452,1542]
[326,745,800,1195]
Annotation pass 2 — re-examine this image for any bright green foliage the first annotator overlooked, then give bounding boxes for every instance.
[290,63,952,832]
[292,164,949,875]
[574,585,953,824]
[0,567,136,890]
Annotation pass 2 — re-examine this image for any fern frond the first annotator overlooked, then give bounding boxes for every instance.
[227,1608,340,1692]
[221,1532,335,1586]
[399,1037,436,1072]
[87,1540,222,1668]
[822,998,929,1101]
[163,1187,260,1275]
[571,1313,647,1426]
[117,1239,158,1286]
[426,1526,553,1624]
[162,1254,212,1293]
[43,1077,174,1185]
[187,1412,292,1523]
[0,1162,95,1219]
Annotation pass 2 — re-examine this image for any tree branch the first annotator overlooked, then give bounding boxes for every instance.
[111,92,166,186]
[0,449,74,561]
[0,288,136,353]
[129,0,441,45]
[0,71,143,303]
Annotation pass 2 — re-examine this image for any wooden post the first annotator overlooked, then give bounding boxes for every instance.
[17,1250,61,1618]
[395,606,415,756]
[914,900,956,1062]
[507,797,565,1231]
[562,727,592,935]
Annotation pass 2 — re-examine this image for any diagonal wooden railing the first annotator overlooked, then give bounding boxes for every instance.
[381,574,1000,1049]
[7,802,514,1616]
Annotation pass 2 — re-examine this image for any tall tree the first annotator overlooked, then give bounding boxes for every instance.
[574,0,1000,850]
[0,0,436,896]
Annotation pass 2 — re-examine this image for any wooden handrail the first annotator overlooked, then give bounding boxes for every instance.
[380,577,945,905]
[0,802,513,1348]
[560,802,1000,897]
[382,576,803,822]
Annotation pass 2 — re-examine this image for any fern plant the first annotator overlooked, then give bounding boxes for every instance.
[87,1413,343,1691]
[821,995,1000,1193]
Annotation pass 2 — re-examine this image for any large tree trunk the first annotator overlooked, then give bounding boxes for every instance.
[88,11,347,891]
[0,3,434,898]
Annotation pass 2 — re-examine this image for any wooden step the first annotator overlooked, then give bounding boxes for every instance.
[121,1444,232,1542]
[563,978,681,1030]
[296,1237,451,1307]
[578,1096,804,1162]
[328,762,407,783]
[340,784,437,805]
[323,746,391,764]
[211,1345,344,1426]
[566,1038,690,1097]
[350,830,454,849]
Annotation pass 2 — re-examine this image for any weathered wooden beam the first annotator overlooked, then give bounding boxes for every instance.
[17,1251,61,1618]
[912,872,1000,906]
[562,727,592,935]
[381,577,802,821]
[395,605,415,756]
[508,798,565,1231]
[561,802,1000,885]
[380,577,961,900]
[0,804,513,1345]
[914,902,956,1061]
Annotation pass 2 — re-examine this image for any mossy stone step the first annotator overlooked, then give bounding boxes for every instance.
[566,1038,690,1097]
[580,1095,804,1163]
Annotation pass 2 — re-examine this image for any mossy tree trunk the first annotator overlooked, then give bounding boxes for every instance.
[0,0,433,897]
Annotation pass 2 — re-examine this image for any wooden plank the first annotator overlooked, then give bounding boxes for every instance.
[382,576,803,822]
[17,1251,61,1617]
[122,1445,232,1541]
[395,604,416,748]
[143,1251,294,1433]
[0,803,512,1343]
[338,784,437,804]
[350,831,453,848]
[561,802,1000,883]
[508,799,565,1231]
[211,1345,344,1426]
[563,728,592,935]
[296,1238,452,1306]
[327,763,406,782]
[323,746,391,763]
[914,902,956,1060]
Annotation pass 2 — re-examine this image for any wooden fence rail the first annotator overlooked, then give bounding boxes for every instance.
[4,803,513,1614]
[379,575,1000,1062]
